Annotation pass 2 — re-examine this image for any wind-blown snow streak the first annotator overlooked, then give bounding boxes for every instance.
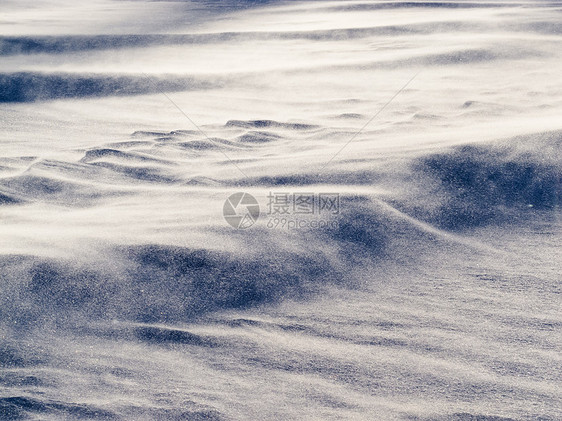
[0,1,561,420]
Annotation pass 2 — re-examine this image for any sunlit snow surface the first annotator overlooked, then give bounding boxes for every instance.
[0,1,561,420]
